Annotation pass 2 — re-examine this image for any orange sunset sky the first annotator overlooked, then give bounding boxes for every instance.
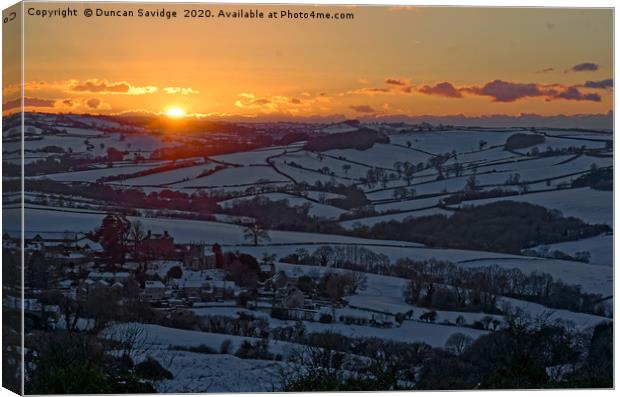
[4,4,614,120]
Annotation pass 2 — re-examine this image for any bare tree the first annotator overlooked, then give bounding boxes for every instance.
[402,162,415,185]
[242,222,271,246]
[445,332,473,355]
[130,220,145,260]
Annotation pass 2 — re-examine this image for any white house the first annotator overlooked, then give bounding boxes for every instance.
[143,280,166,300]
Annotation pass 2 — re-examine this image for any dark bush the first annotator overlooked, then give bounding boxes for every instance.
[504,133,545,150]
[134,358,173,381]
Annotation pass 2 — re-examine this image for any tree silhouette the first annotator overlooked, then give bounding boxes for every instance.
[129,220,145,260]
[96,214,131,266]
[242,222,271,246]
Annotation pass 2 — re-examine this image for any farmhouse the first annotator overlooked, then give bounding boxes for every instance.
[183,244,217,270]
[138,230,175,259]
[181,278,210,299]
[87,271,130,283]
[142,280,166,300]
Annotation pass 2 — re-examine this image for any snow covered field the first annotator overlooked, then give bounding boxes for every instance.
[219,192,346,219]
[121,162,218,186]
[460,187,613,226]
[457,257,612,295]
[12,116,613,392]
[173,166,289,188]
[340,207,453,229]
[13,202,612,297]
[531,234,613,267]
[29,163,162,182]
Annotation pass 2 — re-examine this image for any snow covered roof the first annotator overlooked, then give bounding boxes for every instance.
[49,252,86,259]
[145,280,165,289]
[87,271,130,279]
[182,279,207,288]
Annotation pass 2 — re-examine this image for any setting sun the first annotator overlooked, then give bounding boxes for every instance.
[165,107,186,118]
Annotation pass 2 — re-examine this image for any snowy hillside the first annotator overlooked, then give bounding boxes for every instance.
[7,114,613,392]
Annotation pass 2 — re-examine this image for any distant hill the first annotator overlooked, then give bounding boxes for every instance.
[362,112,613,130]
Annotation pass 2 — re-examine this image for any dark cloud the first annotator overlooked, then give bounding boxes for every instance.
[536,67,554,73]
[552,86,601,102]
[568,62,599,72]
[350,75,607,105]
[583,78,613,89]
[290,98,301,104]
[3,97,56,110]
[85,98,103,109]
[418,82,462,98]
[350,105,375,113]
[62,99,74,106]
[25,97,56,107]
[462,80,601,103]
[385,78,407,86]
[465,80,544,102]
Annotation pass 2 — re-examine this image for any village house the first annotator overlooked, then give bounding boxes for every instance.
[78,279,110,295]
[111,281,125,294]
[265,270,297,291]
[138,230,175,259]
[142,280,166,300]
[181,278,210,299]
[87,271,131,283]
[182,244,217,271]
[2,233,19,249]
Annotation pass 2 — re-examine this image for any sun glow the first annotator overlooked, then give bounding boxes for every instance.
[166,107,186,118]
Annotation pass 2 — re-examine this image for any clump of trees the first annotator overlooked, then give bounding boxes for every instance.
[522,245,591,263]
[404,280,498,314]
[285,313,612,391]
[353,201,610,254]
[504,133,545,151]
[572,166,612,191]
[21,179,219,217]
[442,187,518,205]
[235,339,273,360]
[397,258,608,316]
[304,129,390,151]
[197,313,269,338]
[282,245,390,271]
[223,197,315,231]
[284,245,607,316]
[25,323,160,395]
[417,314,612,389]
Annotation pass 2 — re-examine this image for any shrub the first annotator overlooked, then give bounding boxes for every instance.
[134,358,173,381]
[319,313,333,323]
[235,339,272,360]
[220,339,232,354]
